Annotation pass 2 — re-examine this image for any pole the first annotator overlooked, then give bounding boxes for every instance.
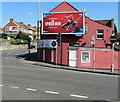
[28,49,30,60]
[111,43,115,72]
[37,0,40,61]
[93,46,95,70]
[56,43,58,65]
[59,33,62,67]
[92,36,95,70]
[37,0,40,40]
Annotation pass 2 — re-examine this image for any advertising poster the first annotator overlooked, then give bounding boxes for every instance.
[38,39,57,48]
[5,26,19,34]
[42,12,85,34]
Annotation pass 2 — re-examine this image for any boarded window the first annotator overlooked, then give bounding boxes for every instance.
[81,51,90,63]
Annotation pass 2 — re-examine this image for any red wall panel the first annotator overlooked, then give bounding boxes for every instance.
[45,49,51,63]
[77,49,119,70]
[37,48,43,61]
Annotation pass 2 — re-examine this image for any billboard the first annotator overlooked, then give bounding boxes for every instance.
[5,26,19,34]
[38,39,57,48]
[42,12,85,34]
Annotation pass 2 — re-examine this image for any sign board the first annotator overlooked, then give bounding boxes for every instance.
[42,12,85,34]
[110,36,116,43]
[5,26,19,34]
[38,39,57,48]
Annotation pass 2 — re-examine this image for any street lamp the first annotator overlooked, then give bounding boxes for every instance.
[91,36,95,70]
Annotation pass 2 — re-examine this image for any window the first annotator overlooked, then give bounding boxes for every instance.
[97,29,104,39]
[85,26,88,34]
[81,51,90,63]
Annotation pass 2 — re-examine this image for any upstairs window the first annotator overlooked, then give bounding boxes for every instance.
[97,29,104,40]
[85,26,88,34]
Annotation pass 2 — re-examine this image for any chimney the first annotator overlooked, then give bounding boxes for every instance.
[82,9,87,16]
[34,25,36,29]
[20,22,23,24]
[10,18,14,21]
[28,24,31,27]
[111,19,114,33]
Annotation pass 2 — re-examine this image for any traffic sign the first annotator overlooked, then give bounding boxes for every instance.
[110,36,116,43]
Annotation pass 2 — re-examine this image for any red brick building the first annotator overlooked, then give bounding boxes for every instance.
[37,1,119,70]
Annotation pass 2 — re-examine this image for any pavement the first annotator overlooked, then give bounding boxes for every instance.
[20,48,120,76]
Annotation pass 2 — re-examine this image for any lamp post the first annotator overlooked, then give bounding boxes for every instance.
[110,34,116,72]
[57,33,62,67]
[111,43,115,72]
[91,36,95,70]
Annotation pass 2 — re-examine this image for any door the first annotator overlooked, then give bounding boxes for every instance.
[69,50,77,67]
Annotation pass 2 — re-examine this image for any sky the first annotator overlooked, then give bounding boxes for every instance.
[1,1,119,31]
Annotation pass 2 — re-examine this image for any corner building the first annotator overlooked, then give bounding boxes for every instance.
[38,1,119,70]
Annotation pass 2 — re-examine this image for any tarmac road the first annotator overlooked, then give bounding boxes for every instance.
[1,48,119,101]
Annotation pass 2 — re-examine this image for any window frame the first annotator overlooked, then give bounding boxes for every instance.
[85,26,88,34]
[81,51,90,63]
[96,29,104,40]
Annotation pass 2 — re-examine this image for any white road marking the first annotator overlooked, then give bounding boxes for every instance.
[70,94,88,98]
[6,53,12,56]
[10,86,19,89]
[26,88,37,92]
[0,85,3,87]
[45,90,59,94]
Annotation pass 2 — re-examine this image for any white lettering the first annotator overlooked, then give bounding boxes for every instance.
[49,18,57,20]
[45,20,61,26]
[55,22,61,26]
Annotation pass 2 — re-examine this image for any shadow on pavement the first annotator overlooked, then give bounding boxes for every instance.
[16,52,38,62]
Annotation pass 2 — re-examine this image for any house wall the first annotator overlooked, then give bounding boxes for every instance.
[3,21,19,34]
[78,17,112,48]
[77,48,119,70]
[38,46,119,70]
[37,9,118,70]
[0,29,3,34]
[3,19,37,36]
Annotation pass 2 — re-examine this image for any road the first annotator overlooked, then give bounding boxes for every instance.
[1,48,119,101]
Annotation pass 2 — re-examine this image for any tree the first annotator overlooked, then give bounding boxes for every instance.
[16,31,29,40]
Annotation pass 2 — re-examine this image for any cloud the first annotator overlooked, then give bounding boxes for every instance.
[28,12,33,15]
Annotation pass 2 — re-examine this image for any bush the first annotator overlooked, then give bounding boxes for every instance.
[10,39,21,45]
[16,31,29,40]
[7,34,17,38]
[10,39,28,45]
[22,40,28,44]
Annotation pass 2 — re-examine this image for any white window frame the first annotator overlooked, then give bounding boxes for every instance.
[85,26,88,34]
[81,51,90,63]
[96,29,104,40]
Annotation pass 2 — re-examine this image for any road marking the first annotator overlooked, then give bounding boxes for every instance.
[6,53,12,56]
[70,94,88,98]
[45,91,59,95]
[10,86,19,89]
[26,88,37,92]
[0,85,3,87]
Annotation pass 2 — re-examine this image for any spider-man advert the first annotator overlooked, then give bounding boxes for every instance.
[42,12,85,34]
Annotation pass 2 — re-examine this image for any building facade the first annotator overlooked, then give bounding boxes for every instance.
[3,18,37,40]
[37,1,119,70]
[0,28,3,34]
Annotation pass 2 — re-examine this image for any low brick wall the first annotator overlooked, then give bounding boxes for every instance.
[0,42,28,50]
